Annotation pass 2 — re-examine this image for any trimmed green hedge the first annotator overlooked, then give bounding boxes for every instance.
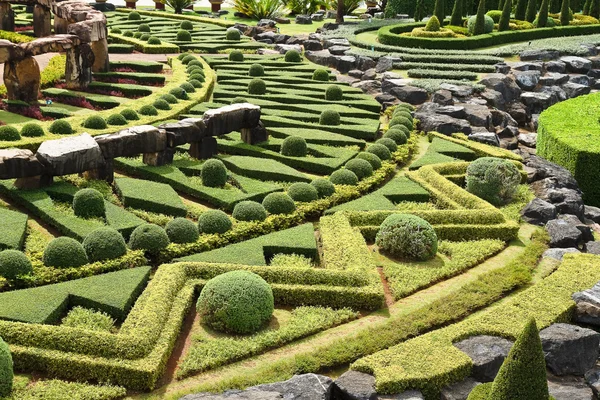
[0,208,28,251]
[115,177,187,217]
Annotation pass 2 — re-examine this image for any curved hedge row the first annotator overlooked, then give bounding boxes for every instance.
[538,93,600,206]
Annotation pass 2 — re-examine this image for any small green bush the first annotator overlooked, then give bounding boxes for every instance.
[285,49,302,62]
[161,94,179,104]
[344,158,373,180]
[73,188,105,219]
[384,128,408,145]
[486,9,503,22]
[393,108,413,120]
[123,31,134,37]
[319,110,341,126]
[356,152,382,170]
[201,159,228,187]
[232,201,267,222]
[248,78,266,95]
[280,136,308,157]
[312,69,329,81]
[43,237,88,268]
[467,14,495,34]
[177,30,192,41]
[0,250,32,280]
[111,27,122,34]
[288,182,318,202]
[82,115,107,130]
[0,336,12,397]
[180,20,194,30]
[182,54,196,64]
[82,227,127,262]
[198,210,232,234]
[166,218,199,244]
[262,192,296,214]
[376,214,438,261]
[533,16,557,27]
[367,143,392,160]
[120,108,139,120]
[187,59,203,68]
[197,270,274,334]
[106,113,128,126]
[249,63,265,77]
[180,82,195,93]
[425,15,441,31]
[329,169,359,185]
[0,126,20,141]
[189,73,205,82]
[170,87,188,100]
[128,11,141,20]
[189,79,202,88]
[376,137,398,153]
[325,85,343,101]
[147,37,161,45]
[138,23,151,32]
[226,28,241,41]
[61,306,115,333]
[153,98,171,110]
[311,178,336,198]
[389,115,413,131]
[20,123,44,137]
[128,223,170,255]
[140,33,150,41]
[466,157,521,206]
[231,97,248,104]
[229,50,244,61]
[139,104,158,116]
[49,120,73,135]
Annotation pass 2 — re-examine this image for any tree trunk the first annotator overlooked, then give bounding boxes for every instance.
[336,0,344,24]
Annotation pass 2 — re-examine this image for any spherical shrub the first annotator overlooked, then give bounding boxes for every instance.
[123,31,134,37]
[139,104,158,116]
[248,63,264,77]
[384,128,408,144]
[83,227,127,262]
[138,23,150,32]
[73,188,105,219]
[128,223,170,255]
[311,178,335,198]
[344,158,373,180]
[161,94,178,104]
[389,116,413,131]
[180,20,194,30]
[43,237,88,268]
[170,87,188,100]
[312,68,329,81]
[262,192,296,214]
[396,102,415,111]
[153,98,171,110]
[231,96,248,104]
[140,33,150,41]
[82,115,107,130]
[232,201,267,222]
[280,136,307,157]
[49,120,73,135]
[329,169,358,185]
[376,214,438,261]
[356,151,382,170]
[319,110,341,126]
[165,218,199,244]
[466,157,521,206]
[177,30,192,41]
[180,82,195,93]
[325,85,343,101]
[198,210,232,234]
[128,11,141,20]
[226,27,241,41]
[106,113,128,126]
[0,250,32,280]
[147,37,161,45]
[486,9,503,22]
[189,73,205,82]
[467,14,494,34]
[285,49,302,62]
[393,108,412,119]
[248,78,266,95]
[20,123,44,137]
[376,137,398,153]
[0,126,20,141]
[201,159,228,187]
[120,108,139,120]
[287,182,318,202]
[367,143,391,161]
[111,27,122,34]
[196,270,274,334]
[181,54,196,64]
[229,50,244,61]
[188,79,203,88]
[533,16,557,27]
[0,336,13,397]
[187,61,204,71]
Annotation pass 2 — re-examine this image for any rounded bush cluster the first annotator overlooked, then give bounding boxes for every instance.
[107,113,128,126]
[0,336,13,397]
[128,11,141,20]
[120,108,140,120]
[384,128,407,145]
[132,32,142,39]
[285,49,302,62]
[389,116,413,131]
[329,169,358,185]
[311,178,335,198]
[232,201,267,222]
[0,126,20,141]
[161,94,179,104]
[367,143,391,161]
[123,31,134,37]
[138,23,151,32]
[166,218,199,244]
[229,50,244,62]
[83,115,107,130]
[196,270,274,334]
[20,123,44,137]
[83,227,127,262]
[344,158,373,180]
[467,15,494,34]
[129,223,170,255]
[201,159,228,187]
[73,188,105,219]
[147,37,161,45]
[280,136,307,157]
[139,104,158,116]
[0,250,32,280]
[319,110,341,126]
[140,33,150,41]
[226,28,241,41]
[49,120,73,135]
[177,30,192,41]
[111,27,122,34]
[181,54,196,64]
[288,182,318,202]
[248,63,264,77]
[180,82,195,93]
[325,85,343,101]
[376,137,398,153]
[180,20,194,30]
[248,78,266,95]
[356,151,382,170]
[376,214,438,261]
[198,210,232,234]
[262,192,296,214]
[312,69,329,81]
[43,237,88,269]
[153,99,171,110]
[169,87,188,100]
[466,157,521,206]
[189,79,203,88]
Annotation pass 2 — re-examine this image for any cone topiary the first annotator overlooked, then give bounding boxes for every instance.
[425,15,441,31]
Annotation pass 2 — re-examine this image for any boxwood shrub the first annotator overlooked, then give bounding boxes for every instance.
[329,169,359,185]
[384,129,408,145]
[248,78,266,95]
[232,201,267,222]
[177,30,192,41]
[311,178,336,198]
[198,210,232,234]
[376,214,438,261]
[129,12,141,20]
[325,85,343,101]
[389,116,413,131]
[166,218,199,244]
[201,159,228,187]
[0,250,32,280]
[0,126,20,141]
[73,188,105,219]
[312,69,329,81]
[20,123,44,137]
[288,182,318,202]
[82,227,127,262]
[106,113,128,126]
[180,82,195,93]
[367,143,392,160]
[466,157,521,206]
[139,104,158,116]
[376,137,398,153]
[356,152,382,170]
[262,192,296,214]
[280,136,308,157]
[49,120,73,135]
[226,28,241,41]
[153,98,171,110]
[229,50,244,61]
[320,110,341,126]
[43,237,88,269]
[82,115,107,130]
[128,223,170,255]
[0,336,12,397]
[249,63,264,77]
[161,93,179,104]
[345,158,373,180]
[147,37,161,45]
[285,49,302,62]
[181,20,194,30]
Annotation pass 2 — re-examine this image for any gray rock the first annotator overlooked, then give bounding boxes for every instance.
[538,86,567,105]
[432,89,453,105]
[332,370,376,400]
[36,133,105,176]
[573,283,600,327]
[513,70,541,90]
[362,68,377,80]
[562,82,591,98]
[352,80,381,95]
[546,218,583,248]
[468,132,499,147]
[498,125,520,139]
[95,125,166,159]
[295,14,312,24]
[348,69,364,79]
[310,13,323,21]
[250,374,332,400]
[0,148,44,179]
[585,241,600,255]
[548,377,594,400]
[520,49,559,61]
[479,73,522,103]
[531,179,585,219]
[491,109,518,128]
[512,61,543,71]
[257,19,277,27]
[525,155,579,188]
[437,105,467,119]
[389,85,428,105]
[304,40,323,51]
[520,91,553,114]
[387,391,424,400]
[329,45,350,55]
[506,101,530,125]
[181,390,282,400]
[584,205,600,223]
[540,323,600,376]
[461,103,492,128]
[375,56,394,73]
[440,378,481,400]
[286,34,308,45]
[561,56,593,73]
[521,198,557,226]
[203,103,261,138]
[305,50,333,67]
[381,78,411,93]
[415,113,472,135]
[517,133,537,147]
[480,89,505,109]
[439,83,473,98]
[585,367,600,396]
[539,73,569,86]
[161,119,205,147]
[356,56,376,71]
[569,74,592,86]
[335,56,357,74]
[542,248,580,261]
[324,38,350,48]
[558,214,593,242]
[381,71,401,80]
[494,62,511,74]
[274,43,302,54]
[454,336,513,382]
[545,60,567,73]
[375,93,396,105]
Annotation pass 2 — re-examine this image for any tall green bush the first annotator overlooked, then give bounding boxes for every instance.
[499,0,512,30]
[560,0,570,24]
[515,0,527,19]
[415,0,427,20]
[451,0,463,25]
[473,0,487,35]
[0,336,12,397]
[550,0,561,12]
[466,157,521,206]
[434,0,445,24]
[584,0,591,14]
[537,0,549,26]
[525,0,538,21]
[591,0,600,18]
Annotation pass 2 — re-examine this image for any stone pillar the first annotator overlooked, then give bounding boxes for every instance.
[143,148,174,166]
[33,4,51,37]
[209,0,223,12]
[54,16,69,34]
[125,1,136,8]
[91,38,109,73]
[154,1,165,10]
[14,175,53,190]
[4,56,40,103]
[83,159,114,182]
[241,122,268,144]
[189,137,217,159]
[0,3,15,32]
[65,43,95,90]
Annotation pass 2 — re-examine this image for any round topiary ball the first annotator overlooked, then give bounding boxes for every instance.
[0,126,20,141]
[232,201,267,222]
[287,182,318,202]
[280,136,307,157]
[467,14,494,34]
[248,63,264,77]
[128,223,170,255]
[169,87,188,100]
[83,227,127,262]
[285,49,302,62]
[356,151,382,170]
[329,169,358,185]
[388,123,410,138]
[367,143,391,161]
[83,115,107,130]
[177,30,192,41]
[376,137,398,153]
[466,157,521,206]
[180,20,194,30]
[196,270,274,334]
[140,33,151,41]
[226,27,241,41]
[229,50,244,62]
[312,69,329,81]
[181,54,196,64]
[319,110,341,126]
[73,188,105,219]
[43,237,88,269]
[384,128,407,145]
[153,98,171,110]
[325,85,343,101]
[161,94,179,104]
[201,159,228,188]
[0,336,13,397]
[187,59,203,68]
[396,102,415,112]
[376,214,438,261]
[128,11,141,20]
[389,116,413,131]
[123,31,134,37]
[262,192,296,214]
[106,113,128,126]
[138,23,150,32]
[139,104,158,116]
[188,79,203,88]
[393,109,412,121]
[111,27,122,34]
[20,123,44,137]
[120,108,140,120]
[344,158,373,180]
[0,250,32,280]
[189,73,205,82]
[180,82,195,93]
[310,178,336,198]
[248,78,266,95]
[49,120,73,135]
[147,37,161,45]
[134,32,143,39]
[198,210,232,234]
[166,218,199,244]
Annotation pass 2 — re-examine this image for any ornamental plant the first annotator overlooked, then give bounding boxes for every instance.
[281,136,308,157]
[262,192,296,214]
[128,224,170,255]
[312,69,329,81]
[499,0,512,30]
[375,214,438,261]
[285,49,302,62]
[287,182,318,202]
[433,0,444,25]
[320,110,341,126]
[0,126,20,141]
[450,0,463,25]
[49,120,73,135]
[226,28,241,41]
[376,137,398,153]
[560,0,570,24]
[426,15,441,32]
[515,0,528,20]
[311,178,336,198]
[466,157,521,206]
[43,237,88,268]
[414,0,426,21]
[248,78,266,95]
[165,218,199,244]
[473,0,488,35]
[198,210,233,234]
[356,152,382,170]
[232,201,267,222]
[325,85,343,101]
[537,0,549,26]
[0,336,12,397]
[0,250,32,280]
[525,0,538,22]
[82,227,127,262]
[201,159,228,187]
[367,143,391,161]
[20,123,44,137]
[249,63,265,76]
[329,169,358,185]
[73,188,105,219]
[344,158,373,180]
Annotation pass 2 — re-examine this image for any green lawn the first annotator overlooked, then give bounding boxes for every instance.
[0,110,35,125]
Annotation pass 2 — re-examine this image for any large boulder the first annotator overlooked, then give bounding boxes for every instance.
[542,247,580,261]
[203,103,261,137]
[375,56,394,73]
[461,103,492,128]
[453,335,513,382]
[335,56,357,74]
[539,73,569,86]
[160,118,205,147]
[415,112,472,135]
[545,218,584,248]
[332,371,376,400]
[180,390,282,400]
[440,378,481,400]
[480,89,505,109]
[561,82,591,98]
[584,205,600,223]
[249,374,332,399]
[520,49,559,61]
[520,91,553,114]
[305,50,334,66]
[95,125,166,159]
[521,198,557,226]
[585,241,600,255]
[548,377,594,400]
[540,323,600,376]
[389,85,428,105]
[573,283,600,327]
[513,70,540,90]
[478,73,522,103]
[0,149,44,179]
[36,133,105,176]
[431,89,453,105]
[561,56,592,73]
